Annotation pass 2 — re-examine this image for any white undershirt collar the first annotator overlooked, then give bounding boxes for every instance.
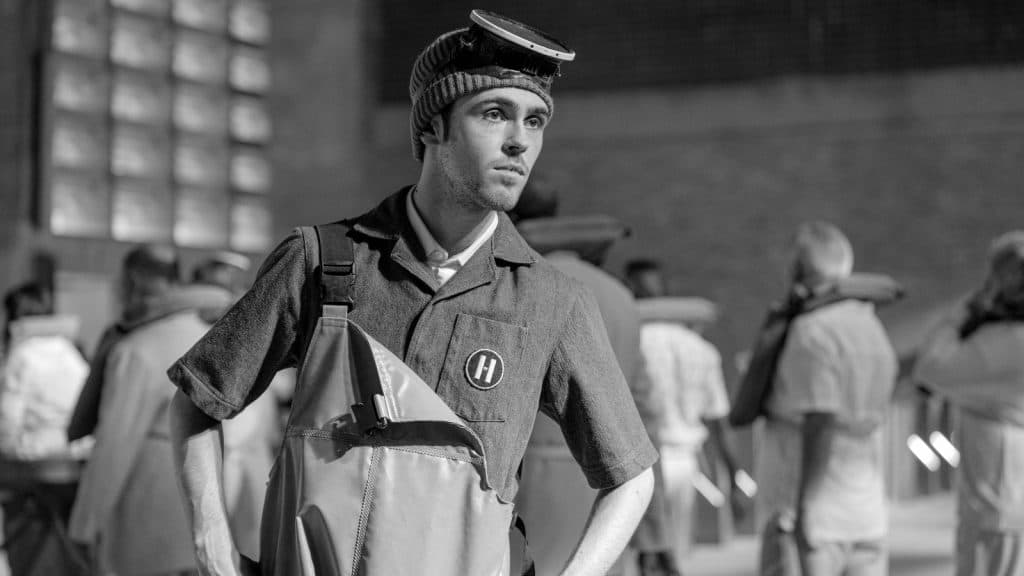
[405,188,499,285]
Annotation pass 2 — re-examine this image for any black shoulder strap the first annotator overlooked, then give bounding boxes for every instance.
[312,223,388,431]
[728,306,793,427]
[314,222,356,309]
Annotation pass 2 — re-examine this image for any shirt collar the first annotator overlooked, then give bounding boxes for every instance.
[351,187,537,266]
[405,188,499,268]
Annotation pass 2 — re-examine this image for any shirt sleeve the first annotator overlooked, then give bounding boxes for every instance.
[776,319,843,415]
[542,289,659,490]
[167,229,308,420]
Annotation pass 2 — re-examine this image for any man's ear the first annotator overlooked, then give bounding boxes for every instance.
[421,115,446,146]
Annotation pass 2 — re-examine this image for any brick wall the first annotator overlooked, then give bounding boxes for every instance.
[266,0,376,237]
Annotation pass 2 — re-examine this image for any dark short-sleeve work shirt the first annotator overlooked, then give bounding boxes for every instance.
[169,188,657,501]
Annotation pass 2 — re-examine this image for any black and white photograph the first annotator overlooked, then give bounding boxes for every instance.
[1,1,1023,576]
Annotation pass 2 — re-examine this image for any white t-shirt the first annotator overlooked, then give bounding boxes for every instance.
[756,300,897,542]
[640,322,729,452]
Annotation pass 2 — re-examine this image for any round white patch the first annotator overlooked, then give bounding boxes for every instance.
[464,348,505,390]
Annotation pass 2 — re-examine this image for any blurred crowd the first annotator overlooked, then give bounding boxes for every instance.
[0,248,293,576]
[1,175,1021,576]
[515,185,1024,576]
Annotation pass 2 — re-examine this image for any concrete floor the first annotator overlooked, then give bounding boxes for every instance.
[682,493,956,576]
[0,493,956,576]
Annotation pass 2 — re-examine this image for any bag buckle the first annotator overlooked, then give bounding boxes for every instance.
[352,393,390,433]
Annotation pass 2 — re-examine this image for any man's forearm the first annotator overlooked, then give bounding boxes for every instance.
[169,391,240,575]
[561,466,654,576]
[797,412,835,541]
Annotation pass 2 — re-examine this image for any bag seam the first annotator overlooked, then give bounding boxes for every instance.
[351,446,382,576]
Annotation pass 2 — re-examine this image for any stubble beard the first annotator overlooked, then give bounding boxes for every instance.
[438,146,518,213]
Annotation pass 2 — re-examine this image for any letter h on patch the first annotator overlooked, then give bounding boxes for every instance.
[465,348,504,390]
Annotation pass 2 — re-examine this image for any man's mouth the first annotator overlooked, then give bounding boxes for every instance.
[494,165,526,176]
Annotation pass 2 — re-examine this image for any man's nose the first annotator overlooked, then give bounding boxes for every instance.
[502,123,528,156]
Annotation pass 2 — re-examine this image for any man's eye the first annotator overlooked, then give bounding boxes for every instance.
[526,116,547,129]
[483,109,504,121]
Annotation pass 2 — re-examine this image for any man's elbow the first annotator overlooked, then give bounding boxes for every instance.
[801,412,837,470]
[802,411,836,435]
[604,466,655,509]
[633,466,655,503]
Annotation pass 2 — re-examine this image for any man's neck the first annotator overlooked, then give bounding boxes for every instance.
[411,181,495,254]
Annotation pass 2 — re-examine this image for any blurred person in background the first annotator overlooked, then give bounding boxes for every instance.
[191,252,253,313]
[191,252,293,563]
[68,245,211,576]
[913,231,1024,576]
[511,177,654,576]
[625,259,747,576]
[754,222,897,576]
[0,282,90,576]
[1,282,88,460]
[66,252,232,444]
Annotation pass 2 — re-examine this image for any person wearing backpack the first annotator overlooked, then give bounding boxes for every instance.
[167,10,656,576]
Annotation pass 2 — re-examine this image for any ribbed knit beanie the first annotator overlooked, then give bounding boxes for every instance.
[408,12,572,161]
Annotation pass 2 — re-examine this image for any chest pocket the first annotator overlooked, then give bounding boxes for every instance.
[437,313,527,422]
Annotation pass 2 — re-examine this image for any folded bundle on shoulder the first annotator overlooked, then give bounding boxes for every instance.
[728,273,904,427]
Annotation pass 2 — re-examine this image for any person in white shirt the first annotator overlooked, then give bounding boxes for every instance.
[755,222,897,576]
[913,231,1024,576]
[626,260,746,576]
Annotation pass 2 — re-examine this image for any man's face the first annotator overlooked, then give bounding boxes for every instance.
[435,87,550,212]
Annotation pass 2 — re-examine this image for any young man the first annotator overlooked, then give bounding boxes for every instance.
[913,231,1024,576]
[755,222,897,576]
[168,11,655,576]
